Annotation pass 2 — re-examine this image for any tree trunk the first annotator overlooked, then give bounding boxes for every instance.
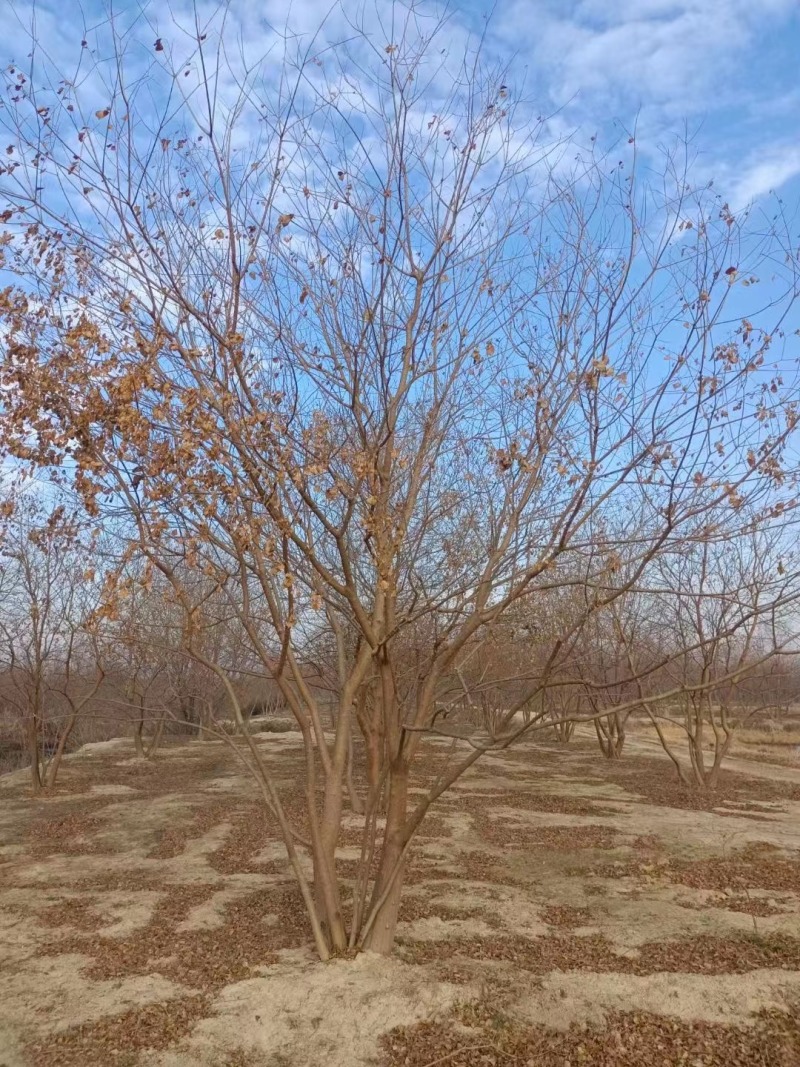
[44,711,79,789]
[595,712,626,759]
[28,714,42,793]
[312,848,347,954]
[313,732,349,954]
[551,717,575,743]
[364,728,385,813]
[594,717,611,757]
[702,731,732,790]
[199,699,213,739]
[688,723,708,788]
[346,735,365,814]
[144,713,165,758]
[644,704,691,785]
[133,714,145,758]
[361,766,409,954]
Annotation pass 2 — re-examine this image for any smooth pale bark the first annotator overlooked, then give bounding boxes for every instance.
[311,737,349,953]
[361,766,409,954]
[346,736,365,815]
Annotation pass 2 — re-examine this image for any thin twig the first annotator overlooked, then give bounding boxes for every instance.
[419,1043,510,1067]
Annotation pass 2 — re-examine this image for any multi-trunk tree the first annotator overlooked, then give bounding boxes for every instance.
[623,530,800,788]
[1,4,799,954]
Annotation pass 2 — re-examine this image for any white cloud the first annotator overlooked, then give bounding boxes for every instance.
[482,0,800,211]
[720,144,800,211]
[3,0,799,218]
[495,0,796,122]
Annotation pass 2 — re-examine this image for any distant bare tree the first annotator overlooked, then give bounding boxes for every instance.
[574,588,642,759]
[0,496,103,791]
[623,530,800,788]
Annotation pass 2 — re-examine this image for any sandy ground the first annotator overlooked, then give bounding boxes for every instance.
[588,725,800,783]
[1,733,799,1066]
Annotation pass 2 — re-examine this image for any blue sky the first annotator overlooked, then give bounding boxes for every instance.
[493,0,800,212]
[5,0,800,214]
[2,0,798,548]
[3,0,798,413]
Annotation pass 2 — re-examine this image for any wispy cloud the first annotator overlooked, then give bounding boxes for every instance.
[496,0,796,116]
[488,0,800,206]
[719,144,800,212]
[4,0,800,211]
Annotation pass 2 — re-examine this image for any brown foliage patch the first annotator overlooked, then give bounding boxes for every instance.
[404,847,517,887]
[636,933,800,974]
[474,816,620,851]
[39,882,309,991]
[380,1005,800,1067]
[723,896,793,917]
[28,812,108,857]
[147,823,201,860]
[591,847,800,895]
[502,738,600,764]
[414,814,451,840]
[71,869,166,892]
[157,887,303,989]
[629,833,662,851]
[669,853,800,894]
[147,798,233,859]
[539,905,594,928]
[399,931,800,975]
[39,883,216,975]
[207,802,280,873]
[398,894,500,926]
[1,777,94,801]
[445,790,618,818]
[37,897,105,932]
[26,994,209,1067]
[70,747,234,799]
[411,748,465,787]
[587,755,792,811]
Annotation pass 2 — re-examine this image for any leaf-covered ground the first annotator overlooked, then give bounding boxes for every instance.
[1,733,799,1066]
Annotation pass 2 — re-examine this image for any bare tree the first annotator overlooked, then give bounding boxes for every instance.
[1,4,799,954]
[0,496,103,791]
[99,562,259,753]
[111,608,170,760]
[576,589,642,759]
[622,530,800,788]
